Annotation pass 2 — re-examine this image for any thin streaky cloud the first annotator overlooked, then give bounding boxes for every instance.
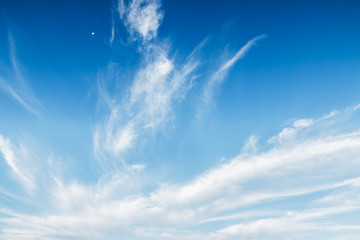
[211,206,359,240]
[118,0,125,19]
[188,35,210,59]
[0,33,44,118]
[151,130,360,207]
[202,34,266,107]
[0,186,20,201]
[0,81,38,118]
[109,18,115,46]
[216,34,266,74]
[0,134,37,192]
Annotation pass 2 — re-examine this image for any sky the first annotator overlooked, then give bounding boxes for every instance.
[0,0,360,239]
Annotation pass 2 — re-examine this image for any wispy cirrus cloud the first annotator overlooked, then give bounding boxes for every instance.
[109,18,115,46]
[94,0,198,162]
[202,34,266,108]
[0,134,37,192]
[211,205,359,240]
[0,33,44,118]
[100,0,265,162]
[94,45,198,161]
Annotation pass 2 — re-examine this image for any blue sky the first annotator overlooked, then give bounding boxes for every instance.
[1,0,360,239]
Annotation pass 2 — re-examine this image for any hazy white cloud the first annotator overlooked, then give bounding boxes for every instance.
[0,134,37,192]
[129,45,198,129]
[130,48,175,127]
[241,134,259,153]
[94,47,198,158]
[118,0,126,19]
[119,0,164,41]
[211,206,359,240]
[96,0,199,159]
[268,118,314,143]
[109,19,115,46]
[95,33,199,159]
[151,131,360,208]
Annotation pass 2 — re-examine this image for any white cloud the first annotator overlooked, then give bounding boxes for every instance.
[241,135,259,153]
[2,106,360,239]
[217,34,266,74]
[94,43,199,158]
[268,118,314,143]
[96,0,199,159]
[151,131,360,207]
[0,134,37,192]
[202,34,266,106]
[109,19,115,46]
[211,206,359,240]
[0,33,44,118]
[95,115,137,157]
[118,0,126,19]
[119,0,164,41]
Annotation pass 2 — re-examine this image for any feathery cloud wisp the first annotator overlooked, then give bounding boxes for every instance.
[202,34,266,106]
[95,0,199,160]
[0,135,37,192]
[94,45,199,159]
[0,33,44,118]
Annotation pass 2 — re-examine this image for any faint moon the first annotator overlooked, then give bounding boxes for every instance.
[91,32,95,35]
